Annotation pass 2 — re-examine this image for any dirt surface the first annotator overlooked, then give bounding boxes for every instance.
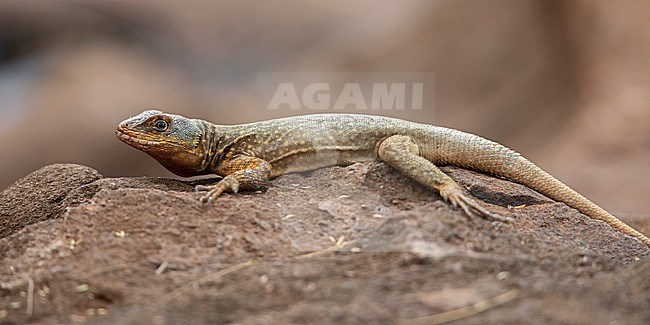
[1,163,649,324]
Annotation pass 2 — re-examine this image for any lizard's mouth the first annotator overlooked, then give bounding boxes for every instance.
[115,126,161,147]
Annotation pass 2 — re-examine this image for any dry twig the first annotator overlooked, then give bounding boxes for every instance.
[397,288,519,325]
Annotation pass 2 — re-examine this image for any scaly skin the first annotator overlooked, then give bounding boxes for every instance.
[116,110,650,247]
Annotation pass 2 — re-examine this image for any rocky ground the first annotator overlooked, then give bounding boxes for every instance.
[1,163,649,324]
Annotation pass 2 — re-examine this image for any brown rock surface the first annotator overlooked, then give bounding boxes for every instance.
[0,163,648,324]
[0,164,102,239]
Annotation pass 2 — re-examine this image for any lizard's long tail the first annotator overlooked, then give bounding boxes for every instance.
[426,127,650,247]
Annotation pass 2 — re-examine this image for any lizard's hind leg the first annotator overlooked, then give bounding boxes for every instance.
[377,135,511,222]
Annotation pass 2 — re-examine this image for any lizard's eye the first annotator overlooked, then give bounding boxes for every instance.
[153,119,168,132]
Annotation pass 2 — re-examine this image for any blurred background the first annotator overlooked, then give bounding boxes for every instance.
[1,0,649,215]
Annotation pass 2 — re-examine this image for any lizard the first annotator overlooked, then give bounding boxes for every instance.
[115,110,650,248]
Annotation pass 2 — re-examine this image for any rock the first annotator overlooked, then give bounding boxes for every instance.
[0,164,102,238]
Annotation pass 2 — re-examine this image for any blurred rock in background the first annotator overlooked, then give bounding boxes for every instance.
[0,0,648,214]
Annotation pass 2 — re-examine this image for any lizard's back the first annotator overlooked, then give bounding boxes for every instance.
[225,114,512,174]
[223,114,443,175]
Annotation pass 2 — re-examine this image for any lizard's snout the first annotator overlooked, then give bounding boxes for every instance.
[115,123,133,142]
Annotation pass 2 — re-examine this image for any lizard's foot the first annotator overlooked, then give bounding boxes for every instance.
[439,184,512,223]
[195,177,240,204]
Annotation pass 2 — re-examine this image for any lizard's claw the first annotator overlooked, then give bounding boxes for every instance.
[439,184,512,223]
[196,177,240,204]
[194,184,212,192]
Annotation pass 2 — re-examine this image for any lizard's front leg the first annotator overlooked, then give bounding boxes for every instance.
[196,155,272,203]
[377,135,511,222]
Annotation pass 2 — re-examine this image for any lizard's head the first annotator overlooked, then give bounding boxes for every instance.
[116,110,209,177]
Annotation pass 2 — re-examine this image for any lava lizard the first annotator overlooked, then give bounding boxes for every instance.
[116,110,650,247]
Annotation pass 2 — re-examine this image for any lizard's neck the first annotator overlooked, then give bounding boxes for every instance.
[197,121,220,174]
[201,122,244,175]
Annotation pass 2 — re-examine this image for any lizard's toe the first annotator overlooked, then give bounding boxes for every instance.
[460,196,512,223]
[199,193,211,204]
[486,212,513,223]
[441,184,511,223]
